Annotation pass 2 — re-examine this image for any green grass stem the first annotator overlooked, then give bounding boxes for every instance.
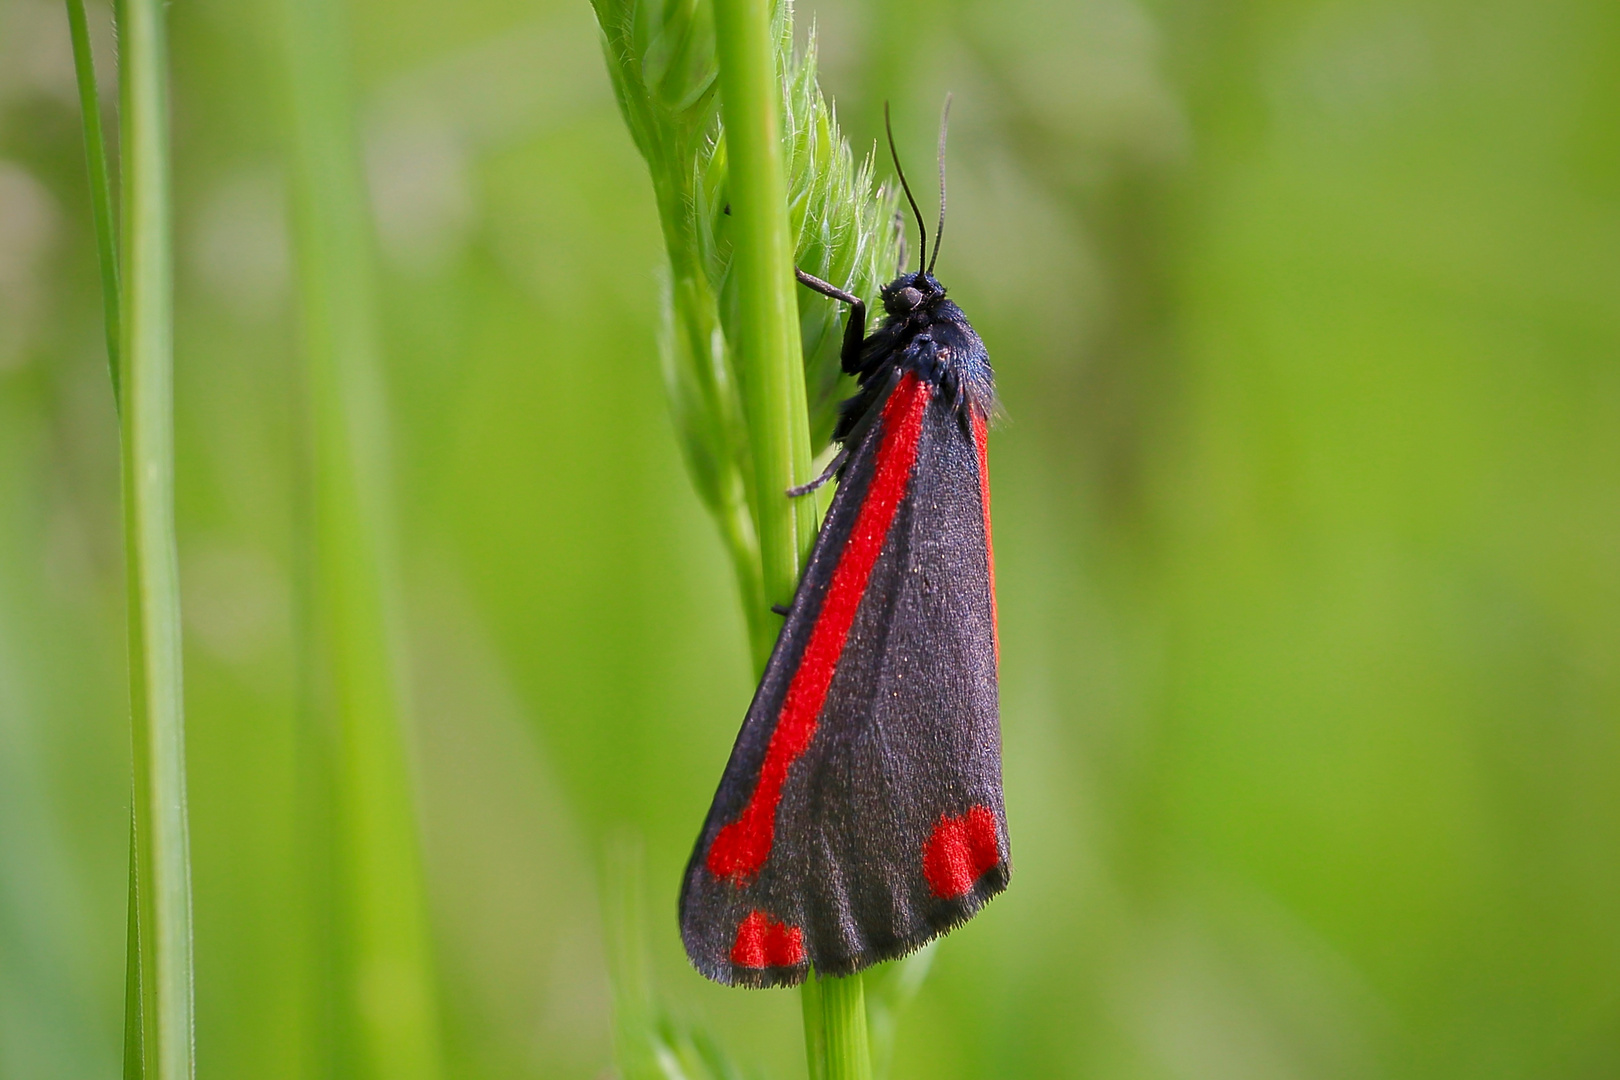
[276,1,445,1077]
[818,972,873,1080]
[711,0,817,608]
[114,0,195,1076]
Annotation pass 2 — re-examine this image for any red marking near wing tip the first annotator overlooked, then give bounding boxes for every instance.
[971,409,999,667]
[923,805,1001,899]
[707,373,934,884]
[730,910,806,969]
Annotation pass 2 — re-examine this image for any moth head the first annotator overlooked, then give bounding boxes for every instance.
[883,270,945,316]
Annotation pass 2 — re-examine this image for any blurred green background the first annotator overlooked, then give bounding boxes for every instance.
[3,0,1619,1076]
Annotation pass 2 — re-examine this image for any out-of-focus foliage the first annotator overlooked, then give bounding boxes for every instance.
[604,840,750,1080]
[2,0,1618,1077]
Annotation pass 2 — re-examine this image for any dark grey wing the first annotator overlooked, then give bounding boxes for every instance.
[680,380,1004,987]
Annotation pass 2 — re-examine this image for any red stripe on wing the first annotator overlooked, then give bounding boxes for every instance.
[706,372,934,884]
[971,408,999,666]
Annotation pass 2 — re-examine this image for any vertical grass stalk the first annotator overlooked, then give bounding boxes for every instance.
[710,0,869,1074]
[818,974,872,1080]
[276,0,445,1077]
[113,0,195,1076]
[711,0,817,607]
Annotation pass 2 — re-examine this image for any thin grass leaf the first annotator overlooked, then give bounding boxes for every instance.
[65,0,121,409]
[122,810,143,1080]
[63,6,152,1077]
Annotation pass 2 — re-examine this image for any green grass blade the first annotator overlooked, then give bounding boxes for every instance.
[712,0,815,612]
[115,0,195,1076]
[122,811,144,1080]
[65,0,121,411]
[64,3,147,1075]
[275,0,446,1076]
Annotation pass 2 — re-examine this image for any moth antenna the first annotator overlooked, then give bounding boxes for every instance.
[928,93,953,276]
[885,101,927,273]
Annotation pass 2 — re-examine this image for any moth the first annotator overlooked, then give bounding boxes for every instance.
[681,102,1006,987]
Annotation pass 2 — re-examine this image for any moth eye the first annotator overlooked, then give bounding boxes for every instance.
[897,286,923,310]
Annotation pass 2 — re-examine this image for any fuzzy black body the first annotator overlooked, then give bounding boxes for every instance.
[680,270,1006,988]
[834,275,995,445]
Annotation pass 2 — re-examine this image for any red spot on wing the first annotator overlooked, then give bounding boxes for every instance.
[971,409,999,667]
[707,373,934,884]
[730,910,806,969]
[923,805,1001,899]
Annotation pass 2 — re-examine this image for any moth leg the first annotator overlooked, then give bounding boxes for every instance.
[794,268,867,373]
[770,603,790,616]
[787,447,848,497]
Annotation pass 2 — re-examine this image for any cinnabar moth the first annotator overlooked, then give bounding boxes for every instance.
[681,101,1005,987]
